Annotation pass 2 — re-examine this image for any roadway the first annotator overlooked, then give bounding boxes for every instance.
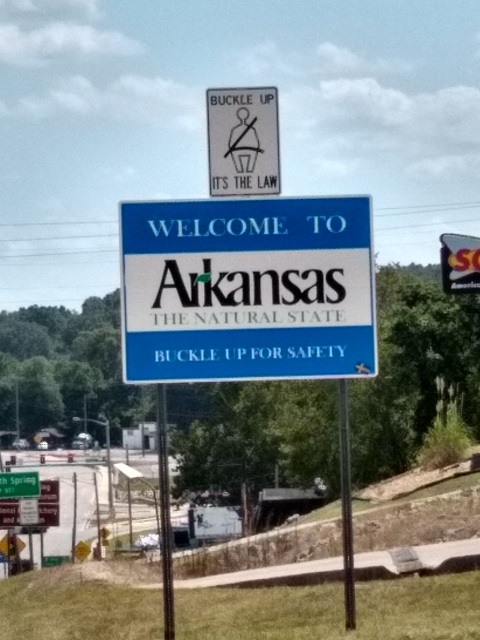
[0,448,113,572]
[0,447,176,574]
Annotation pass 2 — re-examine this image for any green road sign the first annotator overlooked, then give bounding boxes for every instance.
[42,555,70,568]
[0,471,40,498]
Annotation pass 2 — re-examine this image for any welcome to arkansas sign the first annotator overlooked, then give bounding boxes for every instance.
[119,196,377,383]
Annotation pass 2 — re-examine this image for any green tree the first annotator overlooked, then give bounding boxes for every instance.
[53,359,102,434]
[16,305,73,352]
[379,268,474,442]
[18,357,64,435]
[171,382,281,501]
[266,380,340,494]
[0,320,52,360]
[349,345,417,487]
[71,324,121,381]
[0,353,19,438]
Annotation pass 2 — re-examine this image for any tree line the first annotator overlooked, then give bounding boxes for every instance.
[0,264,479,502]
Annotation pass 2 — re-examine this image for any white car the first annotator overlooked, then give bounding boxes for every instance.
[12,438,29,450]
[37,441,49,451]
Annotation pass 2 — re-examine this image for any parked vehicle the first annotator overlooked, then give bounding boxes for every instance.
[71,439,88,450]
[71,433,93,450]
[11,438,29,450]
[37,441,49,451]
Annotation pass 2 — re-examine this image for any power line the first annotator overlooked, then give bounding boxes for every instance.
[0,234,116,243]
[1,259,116,267]
[0,199,476,257]
[0,220,116,228]
[375,216,480,232]
[0,249,117,259]
[376,200,480,211]
[1,216,477,260]
[0,198,479,228]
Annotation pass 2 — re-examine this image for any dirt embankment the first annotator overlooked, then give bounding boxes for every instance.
[24,458,480,587]
[356,460,473,502]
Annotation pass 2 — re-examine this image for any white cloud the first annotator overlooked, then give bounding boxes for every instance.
[16,74,203,130]
[316,42,366,75]
[234,40,302,77]
[235,40,412,81]
[413,86,480,149]
[315,42,412,77]
[0,0,100,21]
[407,154,480,180]
[0,21,143,65]
[310,157,352,177]
[284,76,480,179]
[318,78,412,128]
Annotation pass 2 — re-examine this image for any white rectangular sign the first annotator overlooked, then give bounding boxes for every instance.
[207,87,280,197]
[124,249,372,332]
[19,498,39,525]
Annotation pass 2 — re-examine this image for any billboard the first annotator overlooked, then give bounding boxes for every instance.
[119,196,377,383]
[440,233,480,294]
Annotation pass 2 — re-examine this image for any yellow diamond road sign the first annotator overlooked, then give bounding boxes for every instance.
[0,534,26,557]
[74,540,91,562]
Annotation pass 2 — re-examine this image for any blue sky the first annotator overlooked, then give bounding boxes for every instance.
[1,0,480,311]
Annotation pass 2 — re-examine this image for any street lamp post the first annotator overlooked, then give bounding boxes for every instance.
[73,414,113,517]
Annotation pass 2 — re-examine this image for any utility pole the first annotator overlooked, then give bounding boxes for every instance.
[126,447,133,547]
[15,379,20,438]
[71,472,77,563]
[93,472,102,561]
[103,418,113,518]
[83,395,88,435]
[241,482,250,536]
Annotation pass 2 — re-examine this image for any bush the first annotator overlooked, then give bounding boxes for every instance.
[417,403,472,470]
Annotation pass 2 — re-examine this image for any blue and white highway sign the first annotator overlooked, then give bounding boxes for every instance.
[119,196,377,383]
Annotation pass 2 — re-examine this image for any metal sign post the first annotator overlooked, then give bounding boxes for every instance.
[338,379,356,630]
[157,384,175,640]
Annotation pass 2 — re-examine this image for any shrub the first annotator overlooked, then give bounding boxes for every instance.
[417,403,472,470]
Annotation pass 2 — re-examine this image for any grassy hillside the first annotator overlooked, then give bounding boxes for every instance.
[1,568,480,639]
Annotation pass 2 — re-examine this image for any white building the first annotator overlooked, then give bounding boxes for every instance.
[122,422,157,451]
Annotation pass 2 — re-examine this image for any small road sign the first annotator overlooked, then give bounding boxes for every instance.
[207,87,280,197]
[0,534,25,557]
[74,541,91,562]
[0,471,40,498]
[42,555,70,568]
[19,498,39,525]
[19,526,48,535]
